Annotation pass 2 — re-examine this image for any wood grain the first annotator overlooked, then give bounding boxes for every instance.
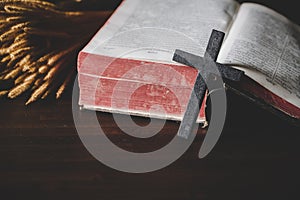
[0,86,299,200]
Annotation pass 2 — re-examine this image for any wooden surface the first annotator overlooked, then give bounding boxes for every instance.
[0,87,299,200]
[1,1,300,199]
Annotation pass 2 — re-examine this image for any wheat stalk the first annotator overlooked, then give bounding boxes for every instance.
[0,0,112,104]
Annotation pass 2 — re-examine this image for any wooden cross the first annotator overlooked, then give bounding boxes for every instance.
[173,29,244,139]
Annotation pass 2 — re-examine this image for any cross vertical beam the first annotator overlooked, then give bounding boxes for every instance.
[173,30,225,139]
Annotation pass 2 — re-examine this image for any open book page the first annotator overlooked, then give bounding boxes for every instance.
[83,0,239,63]
[218,3,300,108]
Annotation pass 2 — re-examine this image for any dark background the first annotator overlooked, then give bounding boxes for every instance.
[54,0,300,24]
[46,0,300,24]
[0,0,299,200]
[238,0,299,24]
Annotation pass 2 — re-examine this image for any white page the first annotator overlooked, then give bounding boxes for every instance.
[83,0,239,63]
[218,3,300,108]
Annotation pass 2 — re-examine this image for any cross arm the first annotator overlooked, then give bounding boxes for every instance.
[173,49,244,82]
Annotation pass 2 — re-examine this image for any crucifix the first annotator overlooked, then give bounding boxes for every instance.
[173,30,244,140]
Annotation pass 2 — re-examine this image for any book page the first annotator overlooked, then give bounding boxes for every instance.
[218,3,300,108]
[83,0,239,63]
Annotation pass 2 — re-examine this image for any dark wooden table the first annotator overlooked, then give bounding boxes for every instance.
[1,1,300,200]
[1,86,299,200]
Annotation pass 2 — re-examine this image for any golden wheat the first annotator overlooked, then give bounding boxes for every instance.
[0,0,111,104]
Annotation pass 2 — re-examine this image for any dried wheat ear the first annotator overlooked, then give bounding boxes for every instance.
[0,0,110,104]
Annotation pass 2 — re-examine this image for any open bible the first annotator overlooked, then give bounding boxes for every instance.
[78,0,300,124]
